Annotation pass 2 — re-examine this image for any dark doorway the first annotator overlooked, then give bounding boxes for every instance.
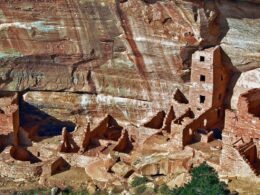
[200,75,206,82]
[200,95,206,104]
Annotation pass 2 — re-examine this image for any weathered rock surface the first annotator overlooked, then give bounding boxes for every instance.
[0,0,259,130]
[111,161,133,177]
[132,148,193,175]
[21,91,161,129]
[218,1,260,70]
[231,68,260,109]
[166,172,192,189]
[0,1,260,193]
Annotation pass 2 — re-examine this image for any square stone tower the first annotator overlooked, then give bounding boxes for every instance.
[189,46,229,114]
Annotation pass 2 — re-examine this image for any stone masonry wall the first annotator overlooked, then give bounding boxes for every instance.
[182,108,222,147]
[220,144,257,177]
[223,89,260,149]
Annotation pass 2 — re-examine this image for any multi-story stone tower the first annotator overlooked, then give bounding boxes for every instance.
[189,46,229,115]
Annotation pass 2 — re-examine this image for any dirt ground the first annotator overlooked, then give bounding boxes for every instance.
[0,167,90,194]
[228,177,260,195]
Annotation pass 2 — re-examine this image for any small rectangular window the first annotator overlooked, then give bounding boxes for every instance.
[221,74,223,81]
[200,56,205,62]
[219,94,222,100]
[199,95,205,104]
[200,75,206,82]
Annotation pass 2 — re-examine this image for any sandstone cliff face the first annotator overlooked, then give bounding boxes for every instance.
[217,0,260,70]
[231,68,260,109]
[0,0,259,132]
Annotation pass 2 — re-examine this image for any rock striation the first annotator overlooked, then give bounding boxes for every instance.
[0,0,258,131]
[0,0,260,193]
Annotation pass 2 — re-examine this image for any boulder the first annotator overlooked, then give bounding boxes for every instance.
[166,172,192,189]
[111,161,133,178]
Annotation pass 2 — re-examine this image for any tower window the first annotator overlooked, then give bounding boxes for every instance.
[199,95,205,104]
[219,94,222,100]
[221,74,223,81]
[200,56,205,62]
[200,75,206,82]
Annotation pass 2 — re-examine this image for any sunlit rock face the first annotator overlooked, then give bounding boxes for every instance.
[21,91,161,129]
[118,0,199,74]
[0,0,125,92]
[231,68,260,110]
[217,0,260,70]
[0,0,259,128]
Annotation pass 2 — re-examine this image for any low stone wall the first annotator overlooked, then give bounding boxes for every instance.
[181,107,222,147]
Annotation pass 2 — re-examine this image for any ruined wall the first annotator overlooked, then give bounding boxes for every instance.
[222,89,260,170]
[171,124,187,149]
[0,147,42,179]
[243,144,257,165]
[220,144,257,177]
[42,157,71,176]
[113,129,132,153]
[90,115,123,140]
[143,111,166,129]
[223,90,260,145]
[224,110,260,142]
[162,106,175,132]
[238,89,260,118]
[10,146,41,163]
[181,107,223,147]
[0,92,19,146]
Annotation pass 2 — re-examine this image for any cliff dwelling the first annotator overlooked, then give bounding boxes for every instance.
[0,0,259,194]
[0,44,259,193]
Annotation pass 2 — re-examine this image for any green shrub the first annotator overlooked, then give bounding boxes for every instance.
[93,190,106,195]
[157,162,230,195]
[131,176,148,187]
[180,162,229,195]
[62,188,89,195]
[158,184,172,195]
[135,184,147,194]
